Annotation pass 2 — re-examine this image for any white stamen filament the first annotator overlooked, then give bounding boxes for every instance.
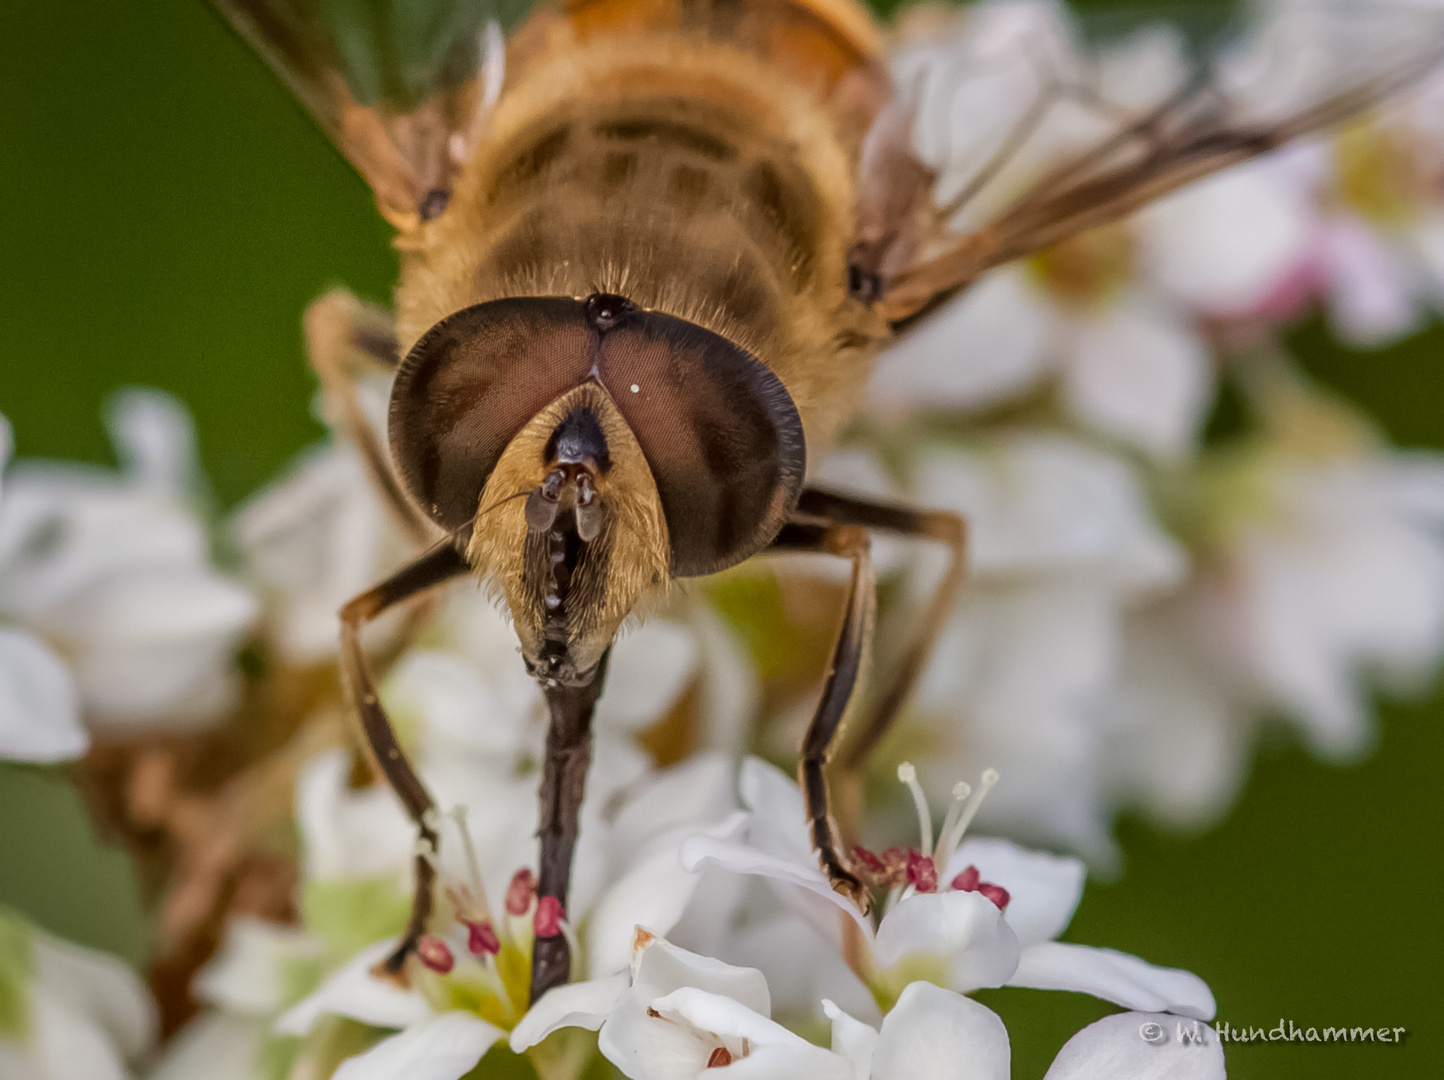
[448,806,493,920]
[933,781,972,864]
[939,768,999,869]
[897,761,933,856]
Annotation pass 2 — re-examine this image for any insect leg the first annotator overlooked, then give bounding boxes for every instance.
[769,519,877,902]
[305,289,435,544]
[529,658,610,1001]
[793,488,967,773]
[338,534,471,980]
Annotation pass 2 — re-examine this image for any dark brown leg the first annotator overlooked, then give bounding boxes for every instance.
[769,519,877,902]
[305,289,434,544]
[529,655,610,1001]
[339,535,471,978]
[792,488,967,773]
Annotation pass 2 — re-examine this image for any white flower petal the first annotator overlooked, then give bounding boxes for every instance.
[1322,216,1420,346]
[148,1012,267,1080]
[737,758,814,864]
[679,835,872,939]
[651,987,851,1079]
[231,444,419,663]
[588,811,745,978]
[0,469,207,618]
[631,935,770,1016]
[1010,942,1215,1020]
[1062,301,1211,460]
[720,914,876,1028]
[24,988,132,1080]
[822,999,879,1080]
[946,838,1085,947]
[193,917,323,1015]
[867,267,1053,414]
[597,620,698,733]
[650,986,802,1049]
[386,649,530,761]
[509,974,629,1052]
[871,982,1010,1080]
[333,1011,504,1080]
[911,434,1185,588]
[1043,1011,1224,1080]
[600,996,715,1080]
[31,926,156,1063]
[608,753,737,851]
[44,567,257,732]
[297,749,414,882]
[105,388,198,496]
[1138,161,1311,314]
[0,629,86,762]
[872,891,1019,993]
[599,936,774,1080]
[276,941,432,1035]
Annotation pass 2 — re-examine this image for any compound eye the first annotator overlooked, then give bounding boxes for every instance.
[388,298,592,530]
[598,311,806,576]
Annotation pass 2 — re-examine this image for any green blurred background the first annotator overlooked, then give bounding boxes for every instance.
[1,0,1441,1076]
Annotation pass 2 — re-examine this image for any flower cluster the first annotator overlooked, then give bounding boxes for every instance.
[3,1,1444,1079]
[0,393,256,763]
[818,0,1444,858]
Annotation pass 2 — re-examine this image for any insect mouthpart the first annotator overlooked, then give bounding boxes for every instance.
[525,409,611,543]
[523,407,616,687]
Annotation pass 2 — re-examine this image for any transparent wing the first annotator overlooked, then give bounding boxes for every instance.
[862,0,1444,325]
[210,0,533,226]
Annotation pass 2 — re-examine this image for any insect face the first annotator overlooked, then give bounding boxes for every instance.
[388,292,807,686]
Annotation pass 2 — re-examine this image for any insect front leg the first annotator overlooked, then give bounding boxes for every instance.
[769,519,877,903]
[791,488,967,773]
[530,656,610,1001]
[338,535,471,981]
[305,288,435,544]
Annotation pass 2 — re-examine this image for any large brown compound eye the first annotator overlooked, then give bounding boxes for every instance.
[388,296,806,577]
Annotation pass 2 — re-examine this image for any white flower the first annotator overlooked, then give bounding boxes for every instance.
[1224,5,1444,345]
[516,930,1218,1080]
[906,434,1185,856]
[512,930,846,1079]
[147,917,328,1080]
[874,7,1310,458]
[680,759,1214,1022]
[1094,597,1251,831]
[1043,1010,1224,1080]
[1198,444,1444,757]
[0,393,257,745]
[0,910,157,1080]
[277,745,743,1080]
[0,416,86,763]
[230,442,425,663]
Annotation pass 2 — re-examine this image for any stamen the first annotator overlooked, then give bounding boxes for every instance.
[707,1048,734,1067]
[950,863,1010,910]
[506,869,537,916]
[897,761,933,857]
[933,782,971,864]
[976,883,1011,911]
[448,806,492,920]
[950,865,981,892]
[534,895,564,938]
[905,848,938,893]
[852,845,886,877]
[467,920,501,957]
[416,935,455,974]
[939,768,999,867]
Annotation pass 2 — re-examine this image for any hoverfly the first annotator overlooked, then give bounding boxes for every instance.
[211,0,1444,1000]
